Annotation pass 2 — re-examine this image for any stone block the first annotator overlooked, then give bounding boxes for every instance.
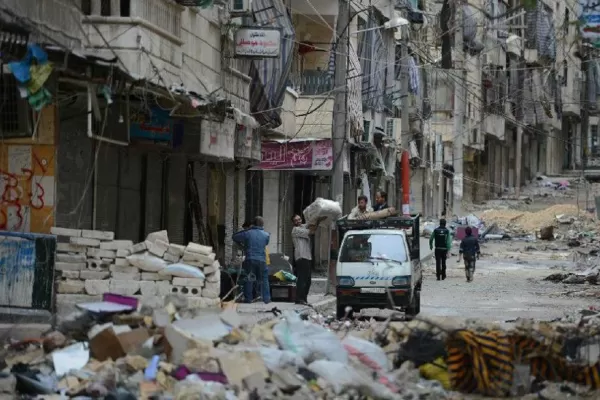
[109,280,140,296]
[172,277,205,287]
[56,243,87,253]
[100,240,134,250]
[70,237,100,247]
[202,282,219,299]
[61,270,80,279]
[141,272,170,281]
[51,227,82,237]
[109,265,139,274]
[163,252,180,263]
[156,281,173,296]
[204,281,220,292]
[205,272,220,283]
[87,248,116,259]
[55,262,86,271]
[146,230,169,244]
[111,272,141,280]
[58,280,85,294]
[80,270,110,280]
[85,279,110,295]
[81,229,114,241]
[130,242,148,254]
[87,259,110,270]
[185,242,213,255]
[114,258,131,267]
[147,240,168,257]
[166,243,185,257]
[139,281,157,296]
[56,253,87,263]
[116,249,131,257]
[188,297,220,308]
[171,286,202,297]
[182,251,215,265]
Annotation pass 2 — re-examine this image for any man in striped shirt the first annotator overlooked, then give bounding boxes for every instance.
[291,214,318,305]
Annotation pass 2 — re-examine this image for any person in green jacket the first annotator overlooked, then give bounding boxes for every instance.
[429,219,452,280]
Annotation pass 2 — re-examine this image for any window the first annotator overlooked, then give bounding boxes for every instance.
[472,128,478,144]
[339,233,408,263]
[563,61,568,86]
[564,9,569,35]
[591,125,599,156]
[0,72,31,139]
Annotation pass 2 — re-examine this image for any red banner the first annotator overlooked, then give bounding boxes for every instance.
[255,139,333,170]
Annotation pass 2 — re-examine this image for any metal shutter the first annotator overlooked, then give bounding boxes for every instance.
[192,162,208,243]
[94,144,119,232]
[116,148,142,241]
[166,156,187,245]
[144,152,164,238]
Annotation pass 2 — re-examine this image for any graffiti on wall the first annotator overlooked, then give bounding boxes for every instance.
[0,145,55,233]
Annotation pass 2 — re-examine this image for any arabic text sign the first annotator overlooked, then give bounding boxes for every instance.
[581,1,600,44]
[234,27,281,58]
[256,140,332,170]
[130,107,172,142]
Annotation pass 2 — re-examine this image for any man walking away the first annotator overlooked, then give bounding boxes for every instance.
[373,191,389,211]
[291,214,318,305]
[429,218,452,280]
[241,221,271,303]
[457,226,480,282]
[232,216,270,303]
[348,195,373,220]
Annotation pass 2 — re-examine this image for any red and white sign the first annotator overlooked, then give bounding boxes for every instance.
[254,139,333,170]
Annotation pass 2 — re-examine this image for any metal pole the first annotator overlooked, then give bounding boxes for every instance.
[401,39,411,215]
[581,47,590,211]
[452,1,465,216]
[435,133,444,216]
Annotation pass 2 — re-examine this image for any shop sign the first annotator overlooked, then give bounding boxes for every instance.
[254,139,333,170]
[130,107,172,142]
[200,118,236,161]
[234,27,281,58]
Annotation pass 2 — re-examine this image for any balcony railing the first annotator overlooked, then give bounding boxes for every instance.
[289,69,333,96]
[82,0,182,39]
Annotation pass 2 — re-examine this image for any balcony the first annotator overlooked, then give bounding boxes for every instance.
[289,69,333,96]
[4,0,84,50]
[266,87,299,138]
[562,76,581,118]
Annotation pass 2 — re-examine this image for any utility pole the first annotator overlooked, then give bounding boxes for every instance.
[581,47,590,211]
[515,33,525,198]
[327,0,349,296]
[452,1,465,216]
[435,131,444,216]
[400,37,411,215]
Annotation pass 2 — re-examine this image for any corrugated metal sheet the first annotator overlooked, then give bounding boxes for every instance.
[166,156,187,245]
[145,153,164,238]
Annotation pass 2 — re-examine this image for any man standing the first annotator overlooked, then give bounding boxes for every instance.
[373,191,389,211]
[457,226,480,282]
[232,216,270,303]
[348,195,373,220]
[291,214,318,305]
[429,218,452,281]
[241,221,271,303]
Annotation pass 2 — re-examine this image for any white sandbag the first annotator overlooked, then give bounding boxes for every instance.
[126,251,168,272]
[159,263,206,279]
[185,242,213,256]
[303,197,342,225]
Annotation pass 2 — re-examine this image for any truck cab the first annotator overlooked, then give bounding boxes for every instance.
[335,215,422,319]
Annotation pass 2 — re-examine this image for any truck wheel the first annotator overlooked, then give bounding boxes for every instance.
[406,291,421,318]
[336,304,354,320]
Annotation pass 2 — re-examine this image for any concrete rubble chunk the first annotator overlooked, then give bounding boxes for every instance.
[116,249,131,257]
[55,262,86,271]
[87,259,110,270]
[205,272,221,283]
[87,248,117,259]
[109,279,140,296]
[56,253,87,263]
[51,227,82,237]
[80,270,110,280]
[85,279,110,295]
[146,230,169,244]
[148,239,169,257]
[141,272,170,281]
[139,281,158,296]
[185,242,213,256]
[111,272,141,281]
[81,229,115,241]
[109,265,139,274]
[114,258,131,267]
[156,281,173,296]
[171,286,202,297]
[58,280,85,294]
[100,240,134,250]
[166,243,186,256]
[56,243,87,253]
[61,270,80,279]
[70,237,101,247]
[182,251,215,265]
[172,277,205,287]
[130,242,147,254]
[163,252,181,263]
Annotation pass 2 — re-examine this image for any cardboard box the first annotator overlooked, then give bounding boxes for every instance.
[89,327,150,361]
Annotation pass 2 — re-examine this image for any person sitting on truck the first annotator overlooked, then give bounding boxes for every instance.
[457,226,480,282]
[373,191,389,211]
[429,218,452,281]
[348,195,373,220]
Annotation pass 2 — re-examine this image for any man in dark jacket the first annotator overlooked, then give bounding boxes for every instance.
[429,218,452,280]
[457,226,480,282]
[373,191,389,211]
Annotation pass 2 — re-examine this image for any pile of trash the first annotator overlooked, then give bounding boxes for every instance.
[3,292,600,399]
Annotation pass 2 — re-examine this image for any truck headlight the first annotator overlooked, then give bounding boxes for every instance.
[391,276,409,286]
[337,276,355,287]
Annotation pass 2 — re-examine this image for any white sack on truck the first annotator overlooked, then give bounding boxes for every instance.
[303,197,342,225]
[355,207,397,220]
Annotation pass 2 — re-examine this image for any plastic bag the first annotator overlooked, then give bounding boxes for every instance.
[272,311,347,363]
[303,197,342,225]
[127,252,168,272]
[274,270,296,282]
[342,335,391,372]
[159,263,205,279]
[258,347,305,371]
[419,357,451,390]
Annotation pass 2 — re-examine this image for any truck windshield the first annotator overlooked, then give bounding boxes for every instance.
[339,234,407,263]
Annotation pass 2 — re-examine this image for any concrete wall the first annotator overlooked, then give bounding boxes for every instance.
[295,97,334,139]
[262,171,281,254]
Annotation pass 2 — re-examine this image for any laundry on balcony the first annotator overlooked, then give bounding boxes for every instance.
[525,3,556,61]
[231,107,259,129]
[462,5,483,55]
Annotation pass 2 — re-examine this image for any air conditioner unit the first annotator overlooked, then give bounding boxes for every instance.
[385,117,402,142]
[231,0,251,15]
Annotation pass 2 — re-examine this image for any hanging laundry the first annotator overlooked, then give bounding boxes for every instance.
[8,43,49,83]
[408,57,419,94]
[28,63,53,94]
[28,87,52,111]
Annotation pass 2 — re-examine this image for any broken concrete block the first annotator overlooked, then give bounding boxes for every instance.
[141,272,170,281]
[172,277,205,287]
[182,251,215,265]
[116,249,131,257]
[156,281,173,296]
[109,265,139,274]
[111,272,141,280]
[80,270,110,280]
[204,261,220,276]
[61,270,80,279]
[114,258,131,267]
[146,230,169,244]
[139,281,158,296]
[204,281,220,292]
[58,280,85,294]
[147,239,168,258]
[185,243,213,256]
[109,279,140,296]
[163,252,180,263]
[51,227,82,237]
[87,248,117,259]
[56,253,87,263]
[56,242,87,253]
[130,242,147,254]
[202,283,219,299]
[81,229,114,241]
[171,286,202,297]
[99,240,134,250]
[55,262,86,271]
[87,259,110,270]
[85,279,110,295]
[166,243,186,257]
[70,237,100,247]
[205,272,221,283]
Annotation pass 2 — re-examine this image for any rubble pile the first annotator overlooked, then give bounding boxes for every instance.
[1,297,599,400]
[51,228,221,308]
